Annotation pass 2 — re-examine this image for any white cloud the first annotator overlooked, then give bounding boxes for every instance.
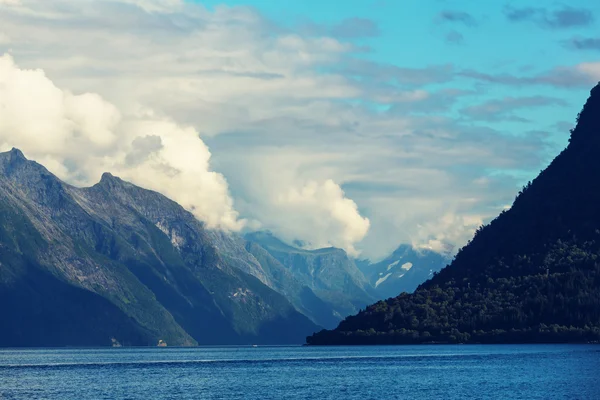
[273,179,370,256]
[412,213,483,254]
[576,62,600,81]
[0,0,561,259]
[0,32,10,44]
[0,54,245,231]
[0,0,375,254]
[211,150,370,255]
[113,0,183,13]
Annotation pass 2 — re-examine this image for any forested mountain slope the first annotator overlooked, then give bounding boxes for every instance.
[307,84,600,345]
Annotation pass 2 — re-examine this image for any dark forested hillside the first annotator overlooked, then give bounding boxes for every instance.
[307,84,600,345]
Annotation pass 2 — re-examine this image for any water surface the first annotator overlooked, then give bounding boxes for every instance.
[1,344,598,399]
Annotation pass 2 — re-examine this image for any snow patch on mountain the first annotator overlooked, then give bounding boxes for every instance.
[375,273,392,288]
[387,260,400,271]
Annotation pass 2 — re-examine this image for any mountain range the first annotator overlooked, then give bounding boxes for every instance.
[245,231,377,320]
[0,148,446,346]
[307,83,600,345]
[357,244,451,300]
[0,149,324,346]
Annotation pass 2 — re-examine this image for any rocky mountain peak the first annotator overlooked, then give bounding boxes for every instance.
[569,82,600,148]
[0,147,27,169]
[0,148,54,183]
[8,147,26,160]
[100,172,117,182]
[97,172,127,190]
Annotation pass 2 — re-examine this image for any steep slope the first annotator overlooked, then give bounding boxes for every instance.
[0,150,187,347]
[243,242,341,328]
[245,231,376,319]
[307,84,600,345]
[0,150,319,346]
[360,245,450,300]
[0,194,156,347]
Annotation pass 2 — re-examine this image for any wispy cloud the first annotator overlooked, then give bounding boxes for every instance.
[339,59,455,86]
[460,62,600,88]
[299,17,380,39]
[331,17,380,38]
[445,30,464,45]
[566,37,600,51]
[436,10,478,27]
[504,5,594,29]
[462,96,568,122]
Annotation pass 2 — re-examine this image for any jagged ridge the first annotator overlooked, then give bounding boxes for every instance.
[0,150,320,346]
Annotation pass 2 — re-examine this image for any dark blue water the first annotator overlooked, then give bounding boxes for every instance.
[0,345,598,399]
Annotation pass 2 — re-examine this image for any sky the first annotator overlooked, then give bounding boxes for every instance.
[1,0,599,260]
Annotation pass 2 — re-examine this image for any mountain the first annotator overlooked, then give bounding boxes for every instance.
[0,149,319,347]
[359,245,451,299]
[244,231,376,320]
[307,84,600,345]
[199,230,338,328]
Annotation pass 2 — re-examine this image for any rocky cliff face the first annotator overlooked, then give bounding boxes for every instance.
[0,149,318,346]
[245,231,376,320]
[359,245,450,299]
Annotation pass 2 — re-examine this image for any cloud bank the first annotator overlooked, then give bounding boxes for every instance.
[272,180,370,256]
[1,0,585,259]
[0,54,244,231]
[0,51,371,254]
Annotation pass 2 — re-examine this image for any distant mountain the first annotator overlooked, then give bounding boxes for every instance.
[359,245,451,299]
[0,149,319,347]
[307,84,600,345]
[245,231,376,320]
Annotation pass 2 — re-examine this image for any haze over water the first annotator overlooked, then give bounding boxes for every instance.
[1,345,598,399]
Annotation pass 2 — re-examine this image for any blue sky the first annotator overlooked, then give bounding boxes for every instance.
[199,0,600,255]
[197,0,598,128]
[228,1,589,138]
[1,0,600,258]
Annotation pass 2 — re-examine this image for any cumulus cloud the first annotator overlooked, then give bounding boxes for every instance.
[207,149,371,255]
[273,180,370,256]
[0,54,245,231]
[412,213,483,254]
